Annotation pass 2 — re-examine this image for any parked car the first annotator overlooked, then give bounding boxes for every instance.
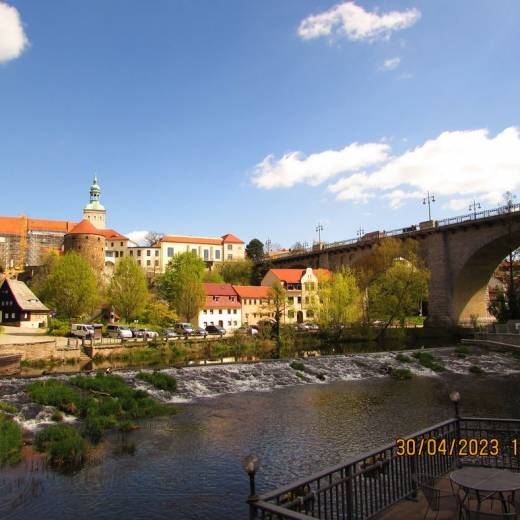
[236,325,258,336]
[134,328,159,339]
[192,327,208,337]
[304,322,319,331]
[162,328,179,339]
[205,325,226,336]
[106,325,133,339]
[174,322,194,337]
[71,324,94,339]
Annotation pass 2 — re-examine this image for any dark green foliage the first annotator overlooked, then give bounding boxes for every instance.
[137,371,177,392]
[396,353,412,363]
[51,410,64,422]
[0,414,23,466]
[455,346,470,354]
[47,318,71,337]
[26,379,83,414]
[390,368,413,380]
[412,351,445,372]
[290,361,305,371]
[469,365,484,374]
[35,425,86,471]
[245,239,264,262]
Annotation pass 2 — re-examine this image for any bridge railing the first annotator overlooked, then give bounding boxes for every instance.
[270,202,520,259]
[249,417,520,520]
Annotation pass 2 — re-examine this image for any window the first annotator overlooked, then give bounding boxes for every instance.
[147,260,151,266]
[111,242,114,247]
[213,296,220,302]
[147,250,151,256]
[215,250,221,260]
[228,321,231,326]
[203,310,207,314]
[204,322,207,327]
[227,244,232,250]
[191,248,197,254]
[233,321,237,326]
[230,296,235,302]
[210,309,214,314]
[137,250,142,257]
[297,297,301,304]
[233,309,237,314]
[154,260,159,266]
[227,254,233,260]
[306,310,314,318]
[120,252,124,257]
[155,250,159,257]
[120,242,123,246]
[288,297,294,304]
[219,310,223,314]
[204,249,209,260]
[305,297,310,304]
[167,247,174,257]
[288,310,295,318]
[129,250,134,256]
[137,260,141,265]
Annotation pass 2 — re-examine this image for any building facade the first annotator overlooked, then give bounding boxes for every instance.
[232,285,271,326]
[83,176,106,229]
[198,283,241,331]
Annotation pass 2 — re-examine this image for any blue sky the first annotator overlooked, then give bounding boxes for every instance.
[1,0,520,248]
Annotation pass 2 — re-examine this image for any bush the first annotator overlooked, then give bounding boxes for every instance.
[0,401,17,414]
[469,365,484,374]
[51,410,64,422]
[35,425,86,471]
[412,351,445,372]
[396,353,412,363]
[48,318,71,337]
[290,361,305,372]
[390,368,413,380]
[26,379,83,414]
[137,371,177,392]
[0,414,23,466]
[455,346,470,355]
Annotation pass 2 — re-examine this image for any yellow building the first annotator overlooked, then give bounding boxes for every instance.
[261,267,329,324]
[233,285,272,326]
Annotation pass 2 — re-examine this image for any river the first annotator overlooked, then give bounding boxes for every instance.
[1,346,520,519]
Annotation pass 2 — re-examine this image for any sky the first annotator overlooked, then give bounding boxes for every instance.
[1,1,520,248]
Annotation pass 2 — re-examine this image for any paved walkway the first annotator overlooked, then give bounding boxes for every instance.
[0,326,68,346]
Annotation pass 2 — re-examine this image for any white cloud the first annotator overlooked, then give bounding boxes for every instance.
[298,1,421,42]
[126,230,150,246]
[381,57,401,70]
[0,2,28,63]
[252,142,390,189]
[328,127,520,209]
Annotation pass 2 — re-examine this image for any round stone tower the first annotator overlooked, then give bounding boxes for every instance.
[83,175,106,229]
[64,219,105,273]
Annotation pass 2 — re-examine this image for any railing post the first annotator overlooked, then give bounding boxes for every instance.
[346,464,354,519]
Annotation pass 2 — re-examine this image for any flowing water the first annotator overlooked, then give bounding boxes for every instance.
[1,346,520,519]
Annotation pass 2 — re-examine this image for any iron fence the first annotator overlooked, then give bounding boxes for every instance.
[250,417,520,520]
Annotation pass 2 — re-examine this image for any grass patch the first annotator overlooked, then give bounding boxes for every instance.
[35,424,86,472]
[469,365,484,374]
[412,351,446,372]
[390,368,413,380]
[396,353,412,363]
[455,346,470,355]
[290,361,305,372]
[0,414,23,466]
[0,401,17,414]
[136,371,177,392]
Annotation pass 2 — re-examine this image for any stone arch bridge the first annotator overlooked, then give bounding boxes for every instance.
[266,205,520,326]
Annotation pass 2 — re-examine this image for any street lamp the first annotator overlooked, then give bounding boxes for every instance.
[449,391,461,419]
[423,192,436,221]
[243,454,260,519]
[469,200,481,219]
[357,228,365,240]
[316,223,324,243]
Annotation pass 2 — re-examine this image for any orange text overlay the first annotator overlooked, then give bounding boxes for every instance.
[395,438,520,457]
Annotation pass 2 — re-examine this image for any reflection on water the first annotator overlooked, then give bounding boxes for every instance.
[1,367,520,519]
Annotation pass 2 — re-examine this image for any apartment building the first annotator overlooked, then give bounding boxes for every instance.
[198,283,241,332]
[127,246,161,275]
[232,285,272,326]
[261,267,329,324]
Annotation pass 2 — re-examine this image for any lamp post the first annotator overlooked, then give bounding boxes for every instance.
[357,228,365,240]
[316,223,324,244]
[243,454,260,520]
[469,200,481,219]
[449,390,461,419]
[423,192,435,221]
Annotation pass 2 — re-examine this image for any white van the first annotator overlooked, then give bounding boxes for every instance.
[71,324,94,338]
[106,325,133,339]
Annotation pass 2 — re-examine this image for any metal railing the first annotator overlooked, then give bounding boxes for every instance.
[249,417,520,520]
[271,202,520,260]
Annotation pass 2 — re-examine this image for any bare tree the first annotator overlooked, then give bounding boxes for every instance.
[144,231,164,247]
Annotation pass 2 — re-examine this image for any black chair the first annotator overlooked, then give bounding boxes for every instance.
[414,473,460,520]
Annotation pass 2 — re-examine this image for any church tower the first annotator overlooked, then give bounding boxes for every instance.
[83,176,106,229]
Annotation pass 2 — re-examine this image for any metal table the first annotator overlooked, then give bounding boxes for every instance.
[450,467,520,513]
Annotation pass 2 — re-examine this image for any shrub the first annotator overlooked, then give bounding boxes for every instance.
[0,414,23,466]
[51,410,64,422]
[412,351,445,372]
[469,365,484,374]
[455,346,470,355]
[35,425,86,471]
[26,380,83,414]
[137,371,177,392]
[390,368,413,380]
[396,353,412,363]
[290,361,305,372]
[0,401,17,414]
[47,318,71,337]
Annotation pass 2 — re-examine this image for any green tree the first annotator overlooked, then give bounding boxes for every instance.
[204,270,225,283]
[158,252,206,323]
[217,259,253,285]
[108,257,149,323]
[368,259,429,334]
[262,282,288,354]
[245,239,264,262]
[316,267,363,336]
[29,252,59,299]
[139,297,178,327]
[42,251,99,320]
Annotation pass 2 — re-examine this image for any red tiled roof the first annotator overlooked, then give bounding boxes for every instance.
[268,269,305,283]
[67,219,105,236]
[232,285,270,299]
[204,301,242,310]
[161,235,223,246]
[203,283,238,297]
[221,233,244,244]
[98,229,128,241]
[0,216,77,234]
